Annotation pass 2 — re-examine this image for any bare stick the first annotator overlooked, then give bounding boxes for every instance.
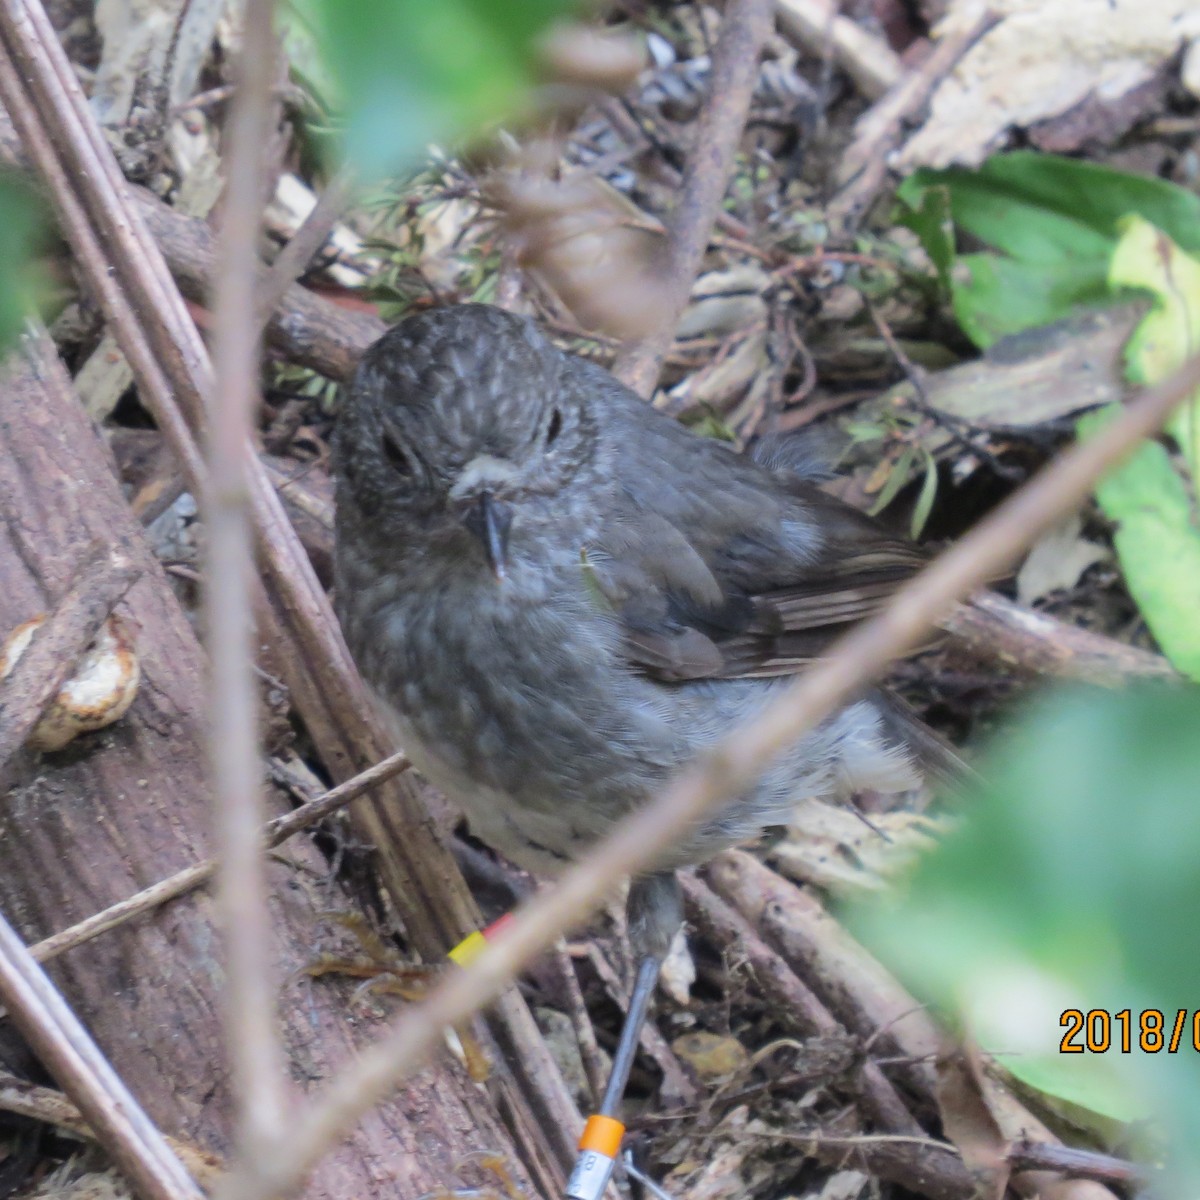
[27,750,409,965]
[205,0,287,1163]
[218,357,1200,1200]
[0,911,203,1200]
[614,0,775,396]
[946,592,1177,684]
[583,943,697,1107]
[552,941,607,1110]
[774,0,902,100]
[0,542,141,772]
[254,166,355,333]
[1007,1140,1148,1188]
[830,11,999,228]
[0,1071,224,1189]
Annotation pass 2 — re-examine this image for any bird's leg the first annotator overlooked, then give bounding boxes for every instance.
[598,953,661,1117]
[566,872,682,1200]
[603,871,683,1111]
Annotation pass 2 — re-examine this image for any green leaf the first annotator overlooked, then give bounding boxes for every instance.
[0,172,48,351]
[899,152,1200,261]
[898,152,1200,348]
[894,183,957,297]
[1079,407,1200,681]
[909,450,939,539]
[284,0,575,177]
[851,685,1200,1185]
[1069,218,1200,682]
[867,445,916,516]
[951,251,1111,349]
[1108,215,1200,478]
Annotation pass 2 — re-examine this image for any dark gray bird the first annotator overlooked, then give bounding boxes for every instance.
[333,303,938,1154]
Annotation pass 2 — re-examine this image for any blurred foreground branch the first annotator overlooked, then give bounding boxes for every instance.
[205,0,288,1165]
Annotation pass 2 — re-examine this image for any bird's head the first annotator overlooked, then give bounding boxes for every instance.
[334,304,599,580]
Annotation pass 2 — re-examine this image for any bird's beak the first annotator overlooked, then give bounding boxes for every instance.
[460,490,513,581]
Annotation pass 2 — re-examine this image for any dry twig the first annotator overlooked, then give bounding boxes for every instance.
[254,166,356,333]
[206,0,291,1158]
[552,941,607,1110]
[773,0,902,100]
[0,1072,224,1190]
[946,592,1177,684]
[1007,1140,1148,1189]
[830,10,1000,227]
[614,0,775,396]
[26,752,411,966]
[584,943,697,1107]
[0,913,203,1200]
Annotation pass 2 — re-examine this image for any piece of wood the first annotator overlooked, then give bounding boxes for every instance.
[0,543,141,779]
[775,0,902,100]
[946,592,1176,685]
[0,331,534,1198]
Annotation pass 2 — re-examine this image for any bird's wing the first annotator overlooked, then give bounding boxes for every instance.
[711,485,928,678]
[586,401,926,682]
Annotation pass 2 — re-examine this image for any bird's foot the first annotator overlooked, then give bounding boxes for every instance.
[298,911,491,1081]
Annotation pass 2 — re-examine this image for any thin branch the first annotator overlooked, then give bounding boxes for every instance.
[773,0,902,100]
[0,912,203,1200]
[206,0,287,1162]
[613,0,775,396]
[132,186,384,381]
[218,350,1200,1200]
[254,166,355,333]
[583,942,697,1107]
[0,542,141,775]
[552,941,606,1111]
[0,1072,224,1190]
[750,1126,971,1196]
[27,752,411,966]
[830,10,1000,228]
[1006,1139,1148,1188]
[946,592,1178,684]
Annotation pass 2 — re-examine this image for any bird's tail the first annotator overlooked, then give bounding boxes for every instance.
[871,686,980,794]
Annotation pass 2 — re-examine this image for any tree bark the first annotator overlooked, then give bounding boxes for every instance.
[0,331,535,1198]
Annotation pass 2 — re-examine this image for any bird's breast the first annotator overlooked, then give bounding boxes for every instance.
[348,559,679,832]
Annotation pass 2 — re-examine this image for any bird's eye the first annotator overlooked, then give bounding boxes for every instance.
[381,432,411,477]
[545,408,563,447]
